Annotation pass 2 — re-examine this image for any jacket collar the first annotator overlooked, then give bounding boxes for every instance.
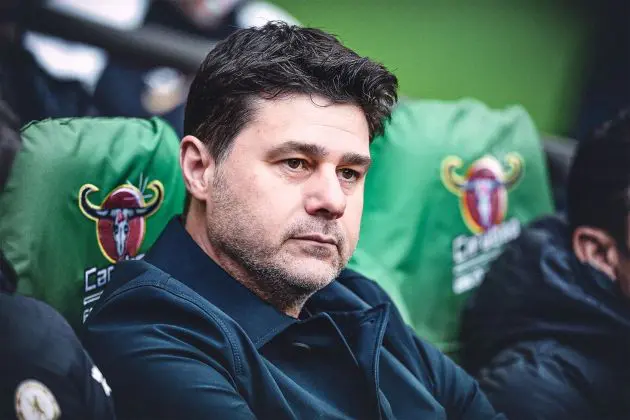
[145,217,300,348]
[145,218,374,348]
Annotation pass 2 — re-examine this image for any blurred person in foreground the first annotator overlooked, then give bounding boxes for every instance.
[0,100,115,420]
[83,22,504,420]
[460,108,630,419]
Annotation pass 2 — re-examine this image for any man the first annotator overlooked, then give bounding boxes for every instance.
[84,22,503,419]
[460,109,630,419]
[0,102,115,419]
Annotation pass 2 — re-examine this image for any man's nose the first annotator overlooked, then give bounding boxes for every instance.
[304,168,346,220]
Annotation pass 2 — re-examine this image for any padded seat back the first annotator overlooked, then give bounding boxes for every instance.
[348,99,554,354]
[0,117,185,329]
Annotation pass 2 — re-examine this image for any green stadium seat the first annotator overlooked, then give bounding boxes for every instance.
[0,117,185,330]
[348,98,555,356]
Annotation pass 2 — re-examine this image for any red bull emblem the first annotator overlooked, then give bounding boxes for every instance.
[78,181,164,263]
[441,154,524,234]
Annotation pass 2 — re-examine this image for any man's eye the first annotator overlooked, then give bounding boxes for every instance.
[339,168,359,182]
[284,159,307,170]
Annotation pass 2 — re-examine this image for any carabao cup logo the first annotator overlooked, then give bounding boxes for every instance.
[441,153,523,234]
[78,181,164,263]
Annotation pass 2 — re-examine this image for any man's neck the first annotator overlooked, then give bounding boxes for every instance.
[184,213,308,318]
[228,272,307,318]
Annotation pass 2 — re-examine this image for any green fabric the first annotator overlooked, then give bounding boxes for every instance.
[0,117,185,330]
[348,98,554,355]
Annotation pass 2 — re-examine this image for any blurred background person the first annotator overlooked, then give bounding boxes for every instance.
[460,109,630,420]
[19,0,298,134]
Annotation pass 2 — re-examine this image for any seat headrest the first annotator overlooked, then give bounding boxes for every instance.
[348,98,554,354]
[0,117,185,329]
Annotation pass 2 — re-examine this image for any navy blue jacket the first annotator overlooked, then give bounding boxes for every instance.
[461,215,630,419]
[83,218,502,419]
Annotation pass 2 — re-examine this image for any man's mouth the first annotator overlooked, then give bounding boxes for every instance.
[292,234,337,246]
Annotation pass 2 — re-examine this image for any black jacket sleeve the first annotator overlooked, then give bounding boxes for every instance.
[475,340,613,420]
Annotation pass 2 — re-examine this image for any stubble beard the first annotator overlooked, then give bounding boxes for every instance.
[206,174,348,313]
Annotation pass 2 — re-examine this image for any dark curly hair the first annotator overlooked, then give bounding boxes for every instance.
[567,107,630,251]
[184,21,398,164]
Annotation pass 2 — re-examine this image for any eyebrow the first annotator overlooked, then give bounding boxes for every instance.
[267,141,372,168]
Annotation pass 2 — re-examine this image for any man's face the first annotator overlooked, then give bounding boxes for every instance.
[204,94,370,295]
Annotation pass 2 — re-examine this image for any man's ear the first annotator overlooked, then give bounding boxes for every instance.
[180,135,215,203]
[573,226,619,280]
